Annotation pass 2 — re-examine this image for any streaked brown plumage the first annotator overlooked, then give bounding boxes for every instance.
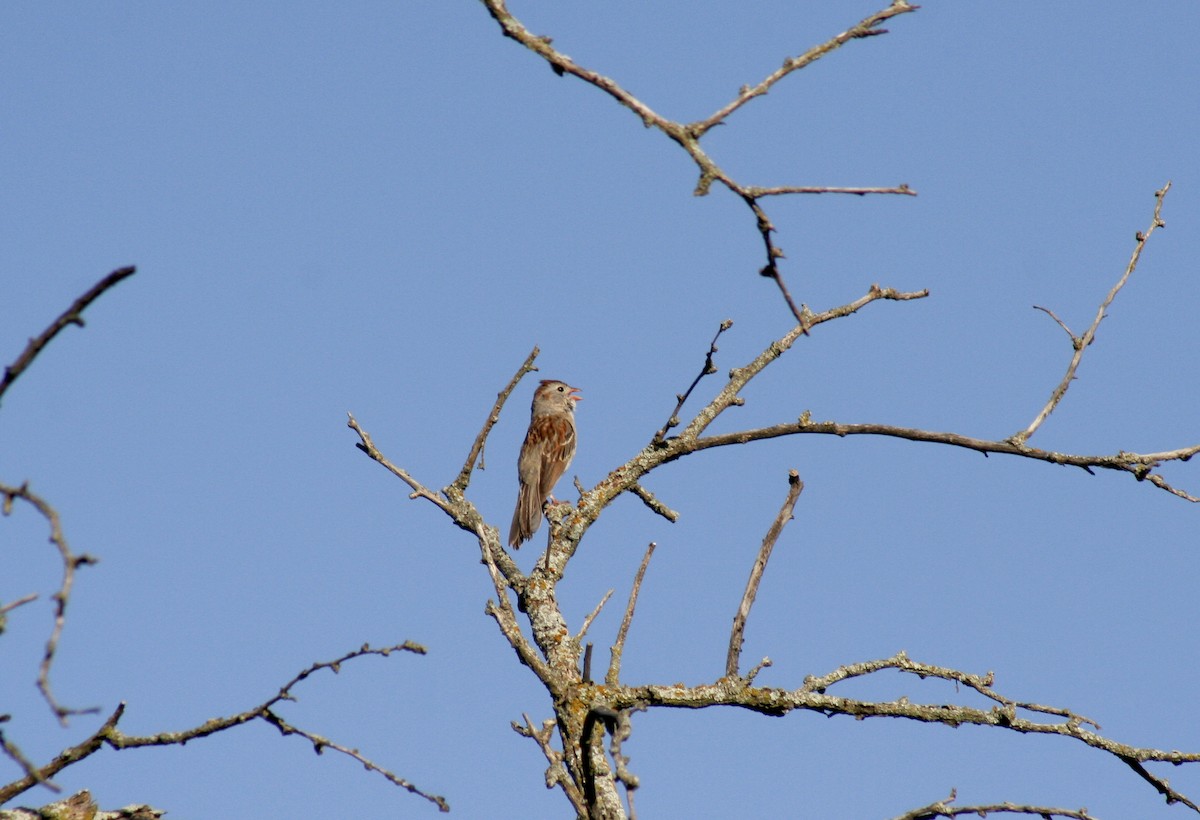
[508,379,581,549]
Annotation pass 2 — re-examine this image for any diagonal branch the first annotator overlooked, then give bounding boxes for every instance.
[688,1,920,138]
[607,542,657,687]
[627,483,679,523]
[0,643,444,810]
[346,413,457,516]
[0,266,136,406]
[653,320,732,443]
[726,471,803,678]
[451,346,539,493]
[1013,182,1172,445]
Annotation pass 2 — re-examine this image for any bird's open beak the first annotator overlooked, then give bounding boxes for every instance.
[569,387,583,401]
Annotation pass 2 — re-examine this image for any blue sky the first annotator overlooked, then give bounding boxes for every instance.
[2,2,1198,817]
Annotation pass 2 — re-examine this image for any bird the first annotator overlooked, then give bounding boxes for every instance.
[508,379,581,548]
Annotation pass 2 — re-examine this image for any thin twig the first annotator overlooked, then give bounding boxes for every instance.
[0,592,39,620]
[515,714,585,815]
[727,471,803,678]
[0,482,100,726]
[747,184,915,197]
[576,590,614,645]
[653,320,733,443]
[346,414,457,516]
[0,644,443,809]
[606,542,657,686]
[628,483,679,522]
[0,724,58,794]
[451,347,539,493]
[892,789,1098,820]
[0,266,136,406]
[1014,182,1172,445]
[1120,752,1200,813]
[688,2,919,138]
[1031,304,1075,341]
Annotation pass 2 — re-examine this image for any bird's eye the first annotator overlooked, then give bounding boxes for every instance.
[557,385,564,392]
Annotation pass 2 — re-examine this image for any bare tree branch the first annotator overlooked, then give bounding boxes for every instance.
[607,542,657,687]
[476,0,920,320]
[0,643,443,810]
[892,789,1098,820]
[576,590,614,647]
[688,1,919,138]
[478,524,554,682]
[0,266,136,406]
[0,721,57,796]
[627,483,678,523]
[514,714,585,815]
[726,470,803,678]
[451,346,539,493]
[601,651,1200,809]
[0,482,100,726]
[1013,182,1172,445]
[653,320,732,443]
[691,419,1200,502]
[748,183,915,197]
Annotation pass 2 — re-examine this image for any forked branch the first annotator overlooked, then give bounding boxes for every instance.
[477,0,919,322]
[1013,182,1172,445]
[0,482,99,726]
[0,644,443,810]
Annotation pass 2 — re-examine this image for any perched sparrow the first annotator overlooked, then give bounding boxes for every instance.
[508,379,582,549]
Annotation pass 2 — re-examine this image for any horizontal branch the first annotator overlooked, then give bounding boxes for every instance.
[745,184,915,197]
[691,418,1200,501]
[600,650,1200,810]
[893,790,1098,820]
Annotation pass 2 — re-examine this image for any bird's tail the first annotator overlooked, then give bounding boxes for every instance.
[508,484,543,549]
